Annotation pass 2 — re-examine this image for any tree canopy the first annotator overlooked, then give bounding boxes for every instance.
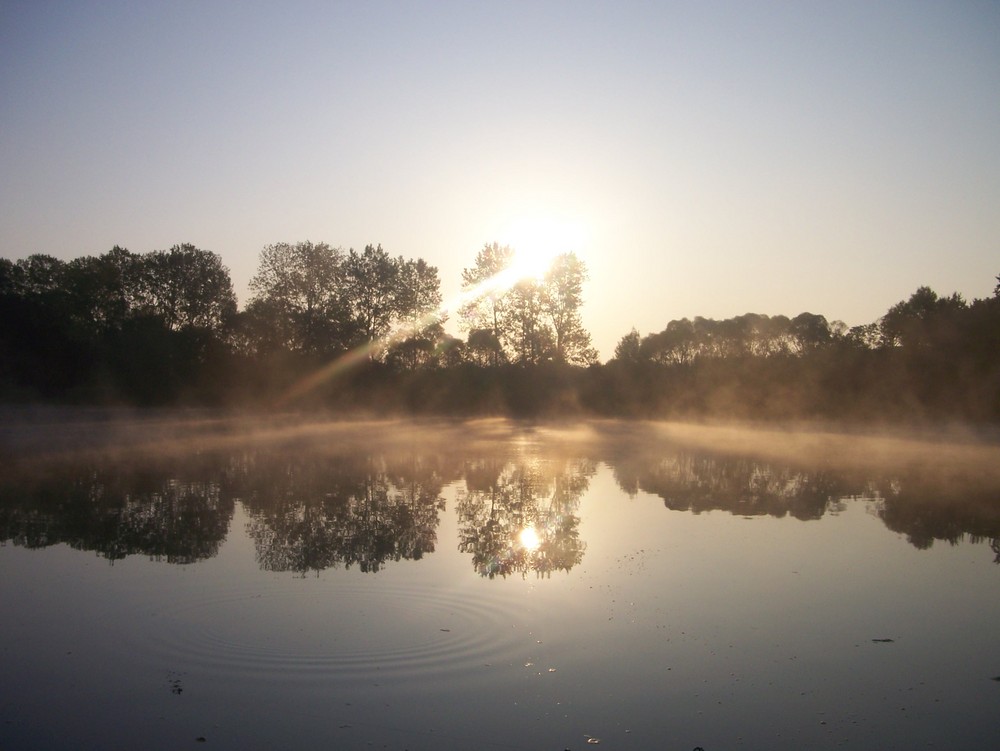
[1,237,995,423]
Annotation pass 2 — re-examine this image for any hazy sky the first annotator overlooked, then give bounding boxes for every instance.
[2,1,998,359]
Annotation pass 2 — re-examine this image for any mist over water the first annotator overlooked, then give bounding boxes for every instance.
[2,412,998,749]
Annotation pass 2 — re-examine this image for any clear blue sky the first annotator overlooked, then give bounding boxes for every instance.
[2,0,998,360]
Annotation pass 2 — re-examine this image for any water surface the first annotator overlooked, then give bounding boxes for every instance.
[2,415,999,749]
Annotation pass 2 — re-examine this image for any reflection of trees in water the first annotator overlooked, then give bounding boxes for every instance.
[608,449,1000,561]
[0,460,233,564]
[457,455,593,578]
[612,453,853,520]
[235,451,454,574]
[3,431,998,569]
[873,475,1000,559]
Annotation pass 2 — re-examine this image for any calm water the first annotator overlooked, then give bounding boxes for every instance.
[2,414,999,750]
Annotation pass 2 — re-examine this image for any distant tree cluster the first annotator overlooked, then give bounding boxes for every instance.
[0,244,237,403]
[598,278,1000,423]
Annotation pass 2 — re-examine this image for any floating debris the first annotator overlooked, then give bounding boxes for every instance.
[167,673,185,695]
[871,638,895,643]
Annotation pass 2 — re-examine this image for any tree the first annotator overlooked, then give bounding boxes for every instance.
[459,243,514,366]
[506,279,552,365]
[391,257,445,369]
[790,312,832,353]
[846,322,881,349]
[137,244,237,334]
[541,252,597,364]
[64,246,146,331]
[248,241,348,355]
[466,328,506,367]
[640,319,697,364]
[10,254,66,297]
[396,258,444,337]
[879,286,966,349]
[613,328,641,363]
[343,244,400,353]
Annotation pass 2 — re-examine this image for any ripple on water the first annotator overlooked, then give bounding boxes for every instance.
[135,579,525,684]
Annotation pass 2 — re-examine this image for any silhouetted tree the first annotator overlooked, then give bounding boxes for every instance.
[396,257,444,338]
[248,241,351,356]
[466,328,507,367]
[344,244,400,353]
[879,286,967,349]
[507,279,552,365]
[541,252,597,364]
[135,244,237,334]
[459,242,515,366]
[790,312,833,352]
[613,327,642,363]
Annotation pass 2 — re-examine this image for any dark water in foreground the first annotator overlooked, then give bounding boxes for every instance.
[2,415,999,750]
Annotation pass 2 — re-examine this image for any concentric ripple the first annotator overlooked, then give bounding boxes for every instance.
[134,579,527,684]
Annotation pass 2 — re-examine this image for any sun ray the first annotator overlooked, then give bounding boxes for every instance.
[275,215,589,405]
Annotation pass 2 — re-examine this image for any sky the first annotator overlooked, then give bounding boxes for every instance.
[2,0,998,360]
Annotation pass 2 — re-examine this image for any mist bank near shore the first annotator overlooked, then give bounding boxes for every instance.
[3,412,1000,569]
[4,408,999,480]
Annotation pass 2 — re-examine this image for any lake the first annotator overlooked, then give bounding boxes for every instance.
[2,412,999,750]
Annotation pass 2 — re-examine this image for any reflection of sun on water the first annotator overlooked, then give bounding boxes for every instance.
[518,526,541,551]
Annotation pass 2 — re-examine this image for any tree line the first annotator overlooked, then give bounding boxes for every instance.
[1,241,998,422]
[0,240,594,406]
[599,279,1000,423]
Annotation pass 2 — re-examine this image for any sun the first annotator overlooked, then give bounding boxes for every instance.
[502,215,588,281]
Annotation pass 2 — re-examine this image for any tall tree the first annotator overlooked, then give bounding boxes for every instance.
[391,258,445,369]
[613,328,641,363]
[396,257,444,337]
[789,312,832,353]
[343,244,400,352]
[137,244,237,334]
[507,279,552,365]
[540,252,596,365]
[248,241,347,355]
[459,243,514,366]
[879,286,966,349]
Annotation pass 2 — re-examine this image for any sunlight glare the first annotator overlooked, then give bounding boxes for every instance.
[503,216,588,281]
[518,525,541,551]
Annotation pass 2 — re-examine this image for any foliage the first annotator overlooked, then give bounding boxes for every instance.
[601,276,1000,423]
[248,241,351,356]
[459,244,596,366]
[1,235,995,424]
